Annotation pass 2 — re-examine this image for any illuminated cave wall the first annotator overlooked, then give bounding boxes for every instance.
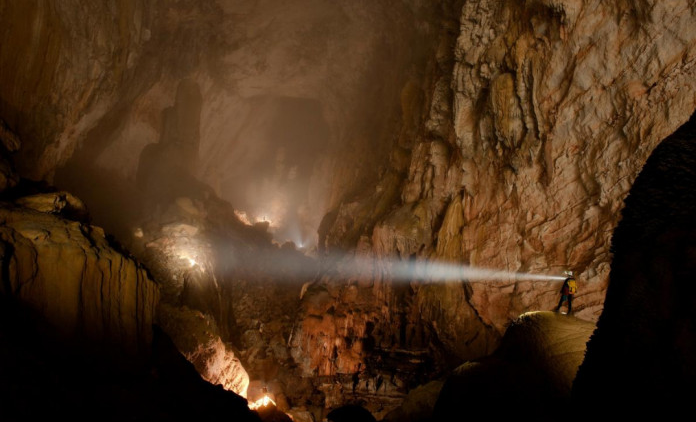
[301,0,696,371]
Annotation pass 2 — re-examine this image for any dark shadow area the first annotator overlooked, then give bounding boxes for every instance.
[573,112,696,413]
[327,404,377,422]
[0,297,260,421]
[432,311,593,421]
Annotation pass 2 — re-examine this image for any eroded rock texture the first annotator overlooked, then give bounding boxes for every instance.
[305,1,696,398]
[3,0,696,418]
[0,0,154,180]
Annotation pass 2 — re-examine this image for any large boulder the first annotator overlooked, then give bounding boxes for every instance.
[434,311,594,419]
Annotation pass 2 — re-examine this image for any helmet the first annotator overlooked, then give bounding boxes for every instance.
[564,270,574,277]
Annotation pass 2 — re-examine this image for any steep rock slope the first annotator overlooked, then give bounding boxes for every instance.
[3,0,696,417]
[0,0,155,180]
[0,116,259,422]
[0,299,261,422]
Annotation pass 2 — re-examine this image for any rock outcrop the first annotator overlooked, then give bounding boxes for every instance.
[0,299,262,422]
[433,311,595,419]
[0,194,159,354]
[574,111,696,411]
[0,79,258,421]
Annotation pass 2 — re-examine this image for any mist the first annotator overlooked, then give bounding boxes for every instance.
[50,0,443,253]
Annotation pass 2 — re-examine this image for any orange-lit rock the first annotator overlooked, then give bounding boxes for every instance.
[0,204,158,354]
[3,0,696,417]
[159,304,249,395]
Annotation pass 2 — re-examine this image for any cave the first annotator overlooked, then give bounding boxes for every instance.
[2,1,696,421]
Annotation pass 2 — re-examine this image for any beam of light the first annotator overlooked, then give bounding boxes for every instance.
[220,246,568,285]
[386,259,568,283]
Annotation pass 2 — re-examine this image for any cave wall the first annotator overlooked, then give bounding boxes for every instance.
[310,0,696,373]
[0,190,159,355]
[0,0,154,180]
[37,0,444,248]
[1,1,459,415]
[3,0,696,417]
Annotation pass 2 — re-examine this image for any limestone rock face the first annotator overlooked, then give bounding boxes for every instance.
[309,0,696,383]
[0,0,452,251]
[0,203,159,354]
[420,0,696,324]
[4,0,696,416]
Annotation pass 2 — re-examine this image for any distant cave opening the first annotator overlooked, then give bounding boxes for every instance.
[204,96,332,249]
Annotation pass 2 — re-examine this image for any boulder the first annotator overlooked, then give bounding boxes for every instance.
[382,380,444,422]
[434,312,594,419]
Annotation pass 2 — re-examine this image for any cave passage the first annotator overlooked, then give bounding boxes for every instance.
[211,96,331,248]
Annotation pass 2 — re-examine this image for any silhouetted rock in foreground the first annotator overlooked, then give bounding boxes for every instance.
[434,311,594,420]
[574,111,696,413]
[0,299,260,422]
[327,404,377,422]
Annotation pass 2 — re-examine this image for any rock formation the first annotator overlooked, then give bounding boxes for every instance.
[433,311,595,419]
[574,111,696,411]
[302,2,696,402]
[382,380,444,422]
[0,299,262,422]
[0,192,158,354]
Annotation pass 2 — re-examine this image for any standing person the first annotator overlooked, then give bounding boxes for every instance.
[554,271,578,314]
